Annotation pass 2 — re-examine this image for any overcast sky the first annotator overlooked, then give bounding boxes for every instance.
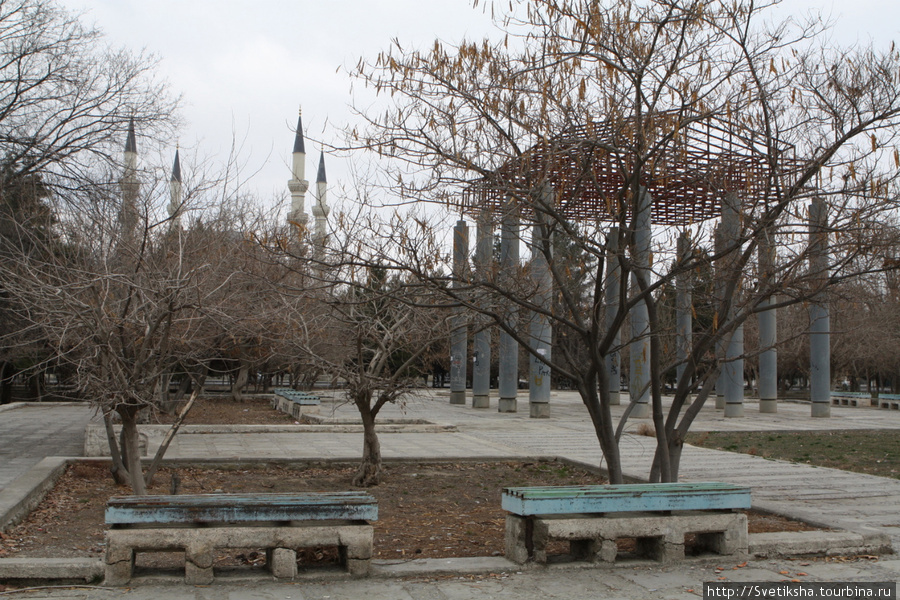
[59,0,900,217]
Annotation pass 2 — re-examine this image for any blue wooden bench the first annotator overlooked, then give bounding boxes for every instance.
[878,394,900,410]
[272,388,321,418]
[831,392,873,408]
[502,482,751,564]
[105,492,377,585]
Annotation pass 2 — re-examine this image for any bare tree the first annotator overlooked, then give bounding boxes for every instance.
[0,0,177,187]
[0,0,179,406]
[345,0,900,483]
[258,208,449,487]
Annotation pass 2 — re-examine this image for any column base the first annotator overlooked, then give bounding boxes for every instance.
[529,402,550,418]
[498,398,517,413]
[759,398,777,413]
[631,402,650,419]
[811,402,831,418]
[449,391,466,405]
[715,394,725,409]
[724,403,745,418]
[608,392,621,406]
[472,395,490,409]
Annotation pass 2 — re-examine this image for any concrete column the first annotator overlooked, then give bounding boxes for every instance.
[809,198,831,418]
[498,211,519,413]
[629,188,651,419]
[529,196,552,419]
[675,233,692,392]
[604,227,621,405]
[714,225,726,410]
[758,229,778,413]
[724,326,745,417]
[449,219,468,405]
[721,192,744,418]
[472,213,492,409]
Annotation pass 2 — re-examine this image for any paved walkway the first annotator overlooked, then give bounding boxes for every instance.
[0,403,94,492]
[5,557,900,599]
[2,393,900,598]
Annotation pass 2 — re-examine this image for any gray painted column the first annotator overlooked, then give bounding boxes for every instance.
[724,326,745,417]
[721,192,744,418]
[449,219,468,405]
[675,232,692,392]
[629,188,651,419]
[498,211,519,413]
[714,225,726,410]
[529,199,552,418]
[604,227,621,405]
[809,198,831,418]
[472,213,492,409]
[758,229,778,413]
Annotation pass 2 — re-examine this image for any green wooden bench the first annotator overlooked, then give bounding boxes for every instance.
[502,482,750,564]
[105,492,377,585]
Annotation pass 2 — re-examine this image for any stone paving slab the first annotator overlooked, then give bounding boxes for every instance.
[0,403,93,492]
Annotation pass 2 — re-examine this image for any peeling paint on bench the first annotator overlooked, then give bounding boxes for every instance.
[502,483,750,565]
[502,482,751,515]
[105,492,377,585]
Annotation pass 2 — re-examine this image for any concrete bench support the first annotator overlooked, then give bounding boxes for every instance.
[831,394,873,408]
[105,521,373,585]
[505,511,747,565]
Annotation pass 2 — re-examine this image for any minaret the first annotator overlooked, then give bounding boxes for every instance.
[287,109,309,231]
[312,150,329,252]
[168,147,182,227]
[119,117,140,236]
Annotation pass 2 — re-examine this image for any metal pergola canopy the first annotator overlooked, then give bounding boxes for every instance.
[461,112,805,226]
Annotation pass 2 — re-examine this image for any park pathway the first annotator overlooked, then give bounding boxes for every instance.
[0,402,94,492]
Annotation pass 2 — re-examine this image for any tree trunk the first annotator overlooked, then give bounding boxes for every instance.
[0,362,12,405]
[231,361,249,402]
[158,372,179,414]
[145,386,201,487]
[103,411,130,486]
[26,370,44,401]
[580,383,624,484]
[117,406,146,495]
[353,409,382,487]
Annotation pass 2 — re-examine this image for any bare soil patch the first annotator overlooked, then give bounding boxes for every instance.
[2,460,817,566]
[0,396,820,570]
[149,394,302,425]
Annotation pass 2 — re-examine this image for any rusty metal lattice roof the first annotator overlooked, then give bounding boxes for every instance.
[461,113,805,225]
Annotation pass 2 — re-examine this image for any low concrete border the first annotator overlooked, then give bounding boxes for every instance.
[0,557,103,584]
[0,401,88,414]
[0,455,893,585]
[83,422,458,457]
[750,530,892,558]
[0,456,69,532]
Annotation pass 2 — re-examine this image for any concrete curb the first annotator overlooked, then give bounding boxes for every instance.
[0,557,103,584]
[83,422,458,457]
[749,530,893,558]
[0,401,89,414]
[0,527,889,586]
[0,456,69,532]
